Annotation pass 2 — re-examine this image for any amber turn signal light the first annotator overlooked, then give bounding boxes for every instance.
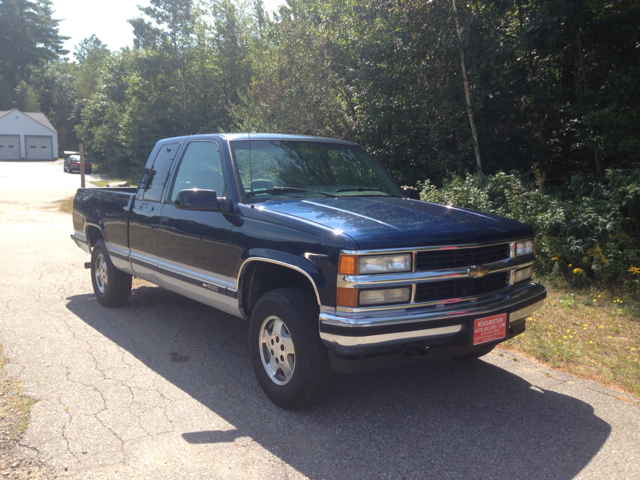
[338,255,358,275]
[336,287,358,308]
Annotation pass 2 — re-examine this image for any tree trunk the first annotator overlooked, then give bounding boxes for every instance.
[452,0,482,172]
[577,32,603,181]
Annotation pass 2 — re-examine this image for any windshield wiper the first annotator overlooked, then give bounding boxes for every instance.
[246,186,337,198]
[334,186,398,197]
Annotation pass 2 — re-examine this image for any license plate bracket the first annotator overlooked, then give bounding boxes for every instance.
[473,313,507,345]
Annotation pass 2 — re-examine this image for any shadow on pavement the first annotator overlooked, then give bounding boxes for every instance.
[66,285,610,479]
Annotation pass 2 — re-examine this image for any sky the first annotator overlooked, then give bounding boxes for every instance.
[51,0,286,58]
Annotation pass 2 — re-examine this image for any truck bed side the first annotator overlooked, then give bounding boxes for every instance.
[72,188,137,266]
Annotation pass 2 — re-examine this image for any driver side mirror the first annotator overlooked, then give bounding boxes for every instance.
[175,189,220,211]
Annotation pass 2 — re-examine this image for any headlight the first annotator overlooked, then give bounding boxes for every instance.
[359,254,412,274]
[516,239,534,257]
[359,287,411,306]
[514,266,533,283]
[339,254,412,275]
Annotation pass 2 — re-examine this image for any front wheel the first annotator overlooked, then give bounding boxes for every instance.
[249,288,330,409]
[91,240,132,307]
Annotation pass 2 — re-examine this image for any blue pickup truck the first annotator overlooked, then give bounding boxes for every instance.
[72,134,546,408]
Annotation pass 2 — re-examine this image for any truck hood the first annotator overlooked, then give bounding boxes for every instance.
[260,196,532,249]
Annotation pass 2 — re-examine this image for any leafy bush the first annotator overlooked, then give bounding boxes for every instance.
[419,165,640,291]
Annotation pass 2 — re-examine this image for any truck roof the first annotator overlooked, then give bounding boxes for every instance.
[157,133,361,146]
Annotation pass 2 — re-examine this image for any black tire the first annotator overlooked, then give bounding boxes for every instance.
[90,239,132,307]
[249,288,330,409]
[456,344,496,360]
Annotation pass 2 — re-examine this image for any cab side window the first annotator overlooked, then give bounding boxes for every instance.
[170,142,225,202]
[139,143,180,202]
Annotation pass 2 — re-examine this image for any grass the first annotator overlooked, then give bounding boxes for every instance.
[59,197,74,214]
[92,179,137,187]
[502,282,640,398]
[0,347,37,436]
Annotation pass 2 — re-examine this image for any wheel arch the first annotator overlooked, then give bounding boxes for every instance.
[85,224,105,250]
[238,257,323,319]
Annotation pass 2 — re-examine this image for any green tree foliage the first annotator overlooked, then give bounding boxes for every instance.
[73,34,109,64]
[419,165,640,291]
[39,0,637,188]
[14,80,40,111]
[0,0,68,91]
[32,61,80,152]
[0,77,13,109]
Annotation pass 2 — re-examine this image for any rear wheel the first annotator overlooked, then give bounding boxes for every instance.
[249,288,330,409]
[91,240,132,307]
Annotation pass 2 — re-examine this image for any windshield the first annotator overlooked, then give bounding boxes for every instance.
[230,140,403,202]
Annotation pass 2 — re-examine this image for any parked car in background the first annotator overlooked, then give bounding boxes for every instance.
[64,153,92,174]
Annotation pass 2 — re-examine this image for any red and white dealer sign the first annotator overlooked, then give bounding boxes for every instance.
[473,313,507,345]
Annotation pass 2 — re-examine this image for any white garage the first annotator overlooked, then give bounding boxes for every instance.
[25,135,54,160]
[0,109,58,161]
[0,135,20,160]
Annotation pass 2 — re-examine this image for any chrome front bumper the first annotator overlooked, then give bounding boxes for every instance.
[319,282,546,354]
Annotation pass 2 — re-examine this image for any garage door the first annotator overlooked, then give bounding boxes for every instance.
[25,135,53,160]
[0,135,20,160]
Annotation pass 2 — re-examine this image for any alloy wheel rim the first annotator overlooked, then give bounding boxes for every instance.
[259,315,295,386]
[94,253,108,294]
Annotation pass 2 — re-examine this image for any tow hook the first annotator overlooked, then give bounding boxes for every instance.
[405,346,430,359]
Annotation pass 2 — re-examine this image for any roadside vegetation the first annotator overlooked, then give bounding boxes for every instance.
[0,347,45,477]
[59,197,74,214]
[501,283,640,398]
[420,168,640,293]
[91,179,137,187]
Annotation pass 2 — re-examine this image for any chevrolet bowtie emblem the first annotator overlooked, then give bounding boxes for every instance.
[467,265,490,278]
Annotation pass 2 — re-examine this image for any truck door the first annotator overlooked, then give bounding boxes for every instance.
[156,140,237,314]
[129,142,180,283]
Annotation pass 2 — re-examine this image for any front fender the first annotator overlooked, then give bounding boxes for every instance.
[238,248,327,305]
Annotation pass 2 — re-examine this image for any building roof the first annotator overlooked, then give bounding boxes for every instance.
[0,109,57,133]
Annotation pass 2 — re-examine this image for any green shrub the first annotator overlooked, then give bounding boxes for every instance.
[419,165,640,291]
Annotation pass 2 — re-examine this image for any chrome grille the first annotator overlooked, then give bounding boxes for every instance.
[415,244,510,271]
[414,272,510,303]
